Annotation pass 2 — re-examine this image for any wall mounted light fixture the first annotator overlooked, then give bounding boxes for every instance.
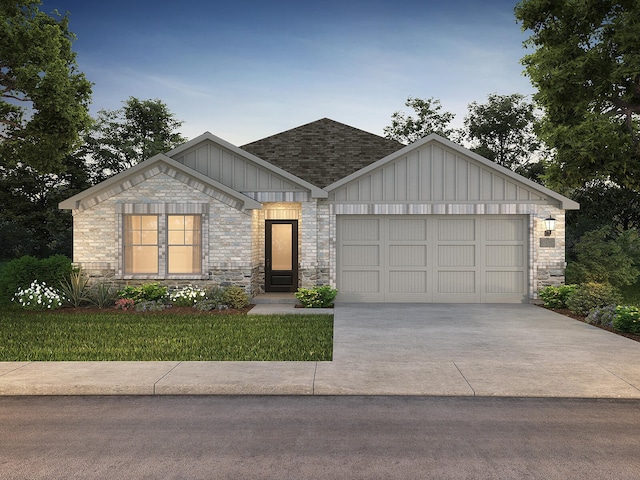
[544,216,556,236]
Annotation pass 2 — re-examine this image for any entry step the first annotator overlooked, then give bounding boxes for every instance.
[251,293,300,304]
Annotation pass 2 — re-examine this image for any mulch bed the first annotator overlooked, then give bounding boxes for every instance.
[544,306,640,343]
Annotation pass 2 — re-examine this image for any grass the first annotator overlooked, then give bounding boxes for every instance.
[0,310,333,361]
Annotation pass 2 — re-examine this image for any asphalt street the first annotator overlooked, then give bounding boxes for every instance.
[2,395,640,479]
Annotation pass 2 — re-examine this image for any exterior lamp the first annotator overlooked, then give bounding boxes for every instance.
[544,216,556,236]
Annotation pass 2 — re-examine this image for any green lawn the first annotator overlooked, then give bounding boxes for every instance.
[0,311,333,361]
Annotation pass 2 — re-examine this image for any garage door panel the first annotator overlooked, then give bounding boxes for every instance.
[389,271,427,293]
[342,271,380,294]
[342,219,380,241]
[438,271,476,294]
[438,245,475,267]
[389,219,428,241]
[486,271,525,293]
[342,245,380,267]
[438,219,475,241]
[486,218,525,241]
[389,245,427,266]
[486,245,524,267]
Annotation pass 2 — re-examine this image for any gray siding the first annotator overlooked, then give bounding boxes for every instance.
[171,140,307,193]
[329,144,546,203]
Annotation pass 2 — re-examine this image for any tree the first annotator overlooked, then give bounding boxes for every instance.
[515,0,640,190]
[0,0,92,173]
[0,155,90,258]
[84,97,187,183]
[384,96,455,144]
[462,93,540,171]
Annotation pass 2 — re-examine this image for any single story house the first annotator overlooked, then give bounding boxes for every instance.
[60,118,579,303]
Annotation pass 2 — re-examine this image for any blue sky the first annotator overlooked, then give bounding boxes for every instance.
[45,0,535,145]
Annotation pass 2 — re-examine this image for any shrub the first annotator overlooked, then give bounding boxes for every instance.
[87,282,118,309]
[115,298,135,311]
[205,286,226,305]
[565,227,640,288]
[194,299,228,312]
[221,286,250,309]
[585,305,617,327]
[0,255,72,304]
[135,300,168,312]
[295,286,338,308]
[12,280,64,310]
[169,285,207,307]
[565,282,622,317]
[59,271,91,308]
[538,284,578,309]
[613,305,640,334]
[118,283,168,303]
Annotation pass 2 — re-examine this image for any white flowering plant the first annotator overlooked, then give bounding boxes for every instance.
[169,284,207,307]
[13,280,64,310]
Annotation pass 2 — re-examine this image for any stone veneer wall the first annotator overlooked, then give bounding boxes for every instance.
[325,202,568,301]
[71,172,256,294]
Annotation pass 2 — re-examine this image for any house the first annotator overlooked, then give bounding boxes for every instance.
[59,118,579,303]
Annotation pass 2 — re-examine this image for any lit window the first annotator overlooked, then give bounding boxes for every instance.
[124,215,158,274]
[168,215,202,274]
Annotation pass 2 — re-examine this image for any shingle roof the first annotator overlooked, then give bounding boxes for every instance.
[240,118,404,188]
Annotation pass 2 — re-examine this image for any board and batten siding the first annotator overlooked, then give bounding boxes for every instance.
[171,140,307,195]
[328,144,546,204]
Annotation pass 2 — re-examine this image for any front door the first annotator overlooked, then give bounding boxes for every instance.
[265,220,298,292]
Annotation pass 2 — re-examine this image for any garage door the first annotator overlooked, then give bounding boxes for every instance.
[337,215,528,303]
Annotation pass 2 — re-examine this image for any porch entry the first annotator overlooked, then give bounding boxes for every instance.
[265,220,298,292]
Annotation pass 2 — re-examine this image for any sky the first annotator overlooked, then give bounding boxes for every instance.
[44,0,536,146]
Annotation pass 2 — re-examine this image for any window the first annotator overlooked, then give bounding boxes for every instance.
[124,215,158,274]
[168,215,202,274]
[123,213,203,276]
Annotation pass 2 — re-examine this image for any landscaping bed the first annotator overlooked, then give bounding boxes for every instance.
[546,307,640,343]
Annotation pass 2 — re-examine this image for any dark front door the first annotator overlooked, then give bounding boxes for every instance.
[265,220,298,292]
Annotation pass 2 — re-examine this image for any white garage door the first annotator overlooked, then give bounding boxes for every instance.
[337,215,528,303]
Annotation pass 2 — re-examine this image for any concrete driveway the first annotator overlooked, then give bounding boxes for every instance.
[1,303,640,397]
[314,303,640,397]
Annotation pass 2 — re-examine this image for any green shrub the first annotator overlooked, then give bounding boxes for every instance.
[295,285,338,308]
[205,286,226,305]
[613,305,640,334]
[585,305,617,327]
[87,282,118,309]
[117,283,168,303]
[221,286,250,309]
[59,271,91,308]
[135,300,168,312]
[565,282,622,317]
[538,284,578,309]
[565,227,640,288]
[0,255,72,304]
[194,299,228,311]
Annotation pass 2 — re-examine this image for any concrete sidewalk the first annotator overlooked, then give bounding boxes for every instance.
[1,304,640,397]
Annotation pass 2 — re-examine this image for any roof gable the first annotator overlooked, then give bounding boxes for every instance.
[326,134,579,210]
[59,154,262,211]
[167,132,327,198]
[240,118,405,188]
